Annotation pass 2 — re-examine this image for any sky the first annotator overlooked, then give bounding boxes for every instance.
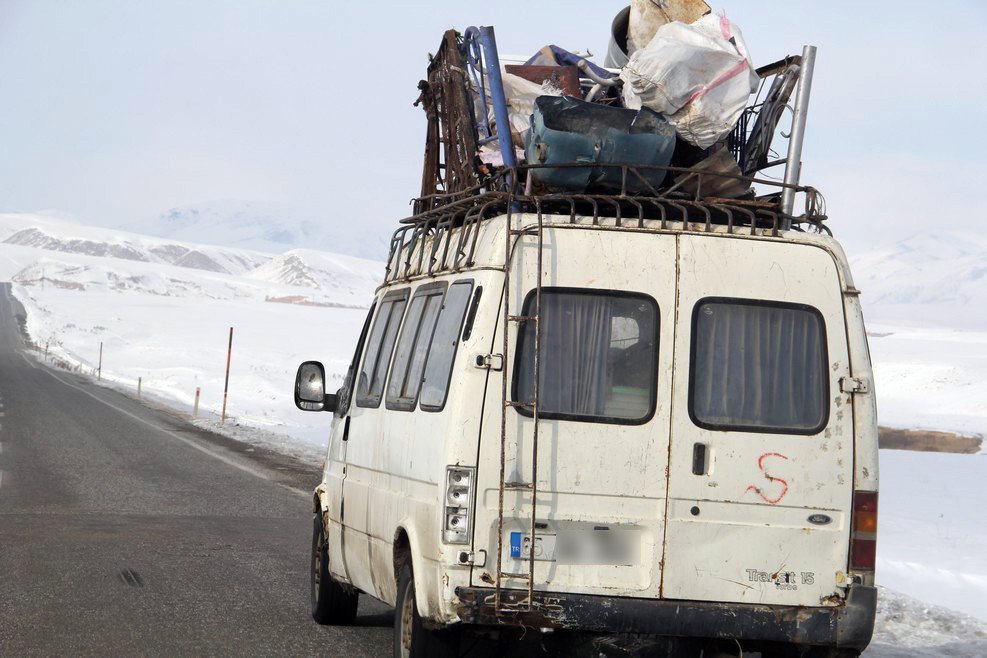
[1,0,985,255]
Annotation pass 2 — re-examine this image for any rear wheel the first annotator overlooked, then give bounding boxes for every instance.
[393,562,458,657]
[311,514,358,625]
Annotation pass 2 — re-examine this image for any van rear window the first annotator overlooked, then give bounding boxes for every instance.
[689,299,829,434]
[513,289,658,425]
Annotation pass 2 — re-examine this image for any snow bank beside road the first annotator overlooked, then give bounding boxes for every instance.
[867,587,987,657]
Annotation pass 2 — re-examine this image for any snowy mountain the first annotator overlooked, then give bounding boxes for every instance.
[246,249,381,300]
[132,200,390,261]
[0,212,382,307]
[850,231,987,330]
[0,213,270,276]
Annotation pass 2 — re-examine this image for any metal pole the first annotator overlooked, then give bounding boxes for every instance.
[98,342,103,380]
[478,26,517,176]
[221,327,233,424]
[193,386,200,419]
[780,45,817,224]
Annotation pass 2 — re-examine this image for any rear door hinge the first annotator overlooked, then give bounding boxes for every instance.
[840,376,869,394]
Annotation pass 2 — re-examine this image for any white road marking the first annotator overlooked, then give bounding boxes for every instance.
[34,366,308,498]
[1,284,306,500]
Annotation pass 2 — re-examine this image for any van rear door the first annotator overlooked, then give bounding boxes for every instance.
[662,235,854,606]
[471,226,677,598]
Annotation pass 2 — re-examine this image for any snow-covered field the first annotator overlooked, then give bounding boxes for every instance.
[2,211,986,649]
[852,230,987,443]
[0,212,376,456]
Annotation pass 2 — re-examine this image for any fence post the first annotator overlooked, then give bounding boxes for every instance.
[193,386,200,418]
[221,327,233,424]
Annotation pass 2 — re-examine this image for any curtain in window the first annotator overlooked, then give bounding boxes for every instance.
[692,301,826,432]
[518,293,614,417]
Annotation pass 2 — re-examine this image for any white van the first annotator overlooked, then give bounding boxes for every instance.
[294,191,879,657]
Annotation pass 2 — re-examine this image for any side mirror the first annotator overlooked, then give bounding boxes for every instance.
[294,361,338,413]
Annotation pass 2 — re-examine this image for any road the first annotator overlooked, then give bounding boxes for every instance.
[0,284,392,656]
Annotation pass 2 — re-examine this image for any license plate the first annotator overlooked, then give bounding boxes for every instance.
[509,529,638,565]
[509,532,556,561]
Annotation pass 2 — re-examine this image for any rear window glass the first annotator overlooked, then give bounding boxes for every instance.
[689,299,828,434]
[513,289,659,425]
[356,290,408,408]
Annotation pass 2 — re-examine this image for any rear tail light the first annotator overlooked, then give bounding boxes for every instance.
[443,466,475,544]
[850,491,878,571]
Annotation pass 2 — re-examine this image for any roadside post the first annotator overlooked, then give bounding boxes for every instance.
[137,377,142,399]
[193,386,200,418]
[221,327,233,424]
[98,342,103,380]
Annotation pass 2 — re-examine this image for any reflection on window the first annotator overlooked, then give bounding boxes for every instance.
[356,291,408,408]
[514,289,658,424]
[386,287,444,409]
[420,282,474,411]
[690,299,828,433]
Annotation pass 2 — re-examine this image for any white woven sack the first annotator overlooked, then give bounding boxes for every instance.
[620,13,759,148]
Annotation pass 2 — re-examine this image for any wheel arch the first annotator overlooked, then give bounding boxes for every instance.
[392,524,436,619]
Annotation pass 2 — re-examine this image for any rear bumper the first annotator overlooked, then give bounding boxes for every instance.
[455,585,877,650]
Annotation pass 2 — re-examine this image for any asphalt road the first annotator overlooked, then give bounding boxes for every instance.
[0,283,392,656]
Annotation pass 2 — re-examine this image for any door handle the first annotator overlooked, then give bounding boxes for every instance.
[692,443,707,476]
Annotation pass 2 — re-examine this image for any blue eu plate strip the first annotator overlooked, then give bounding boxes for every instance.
[509,532,521,558]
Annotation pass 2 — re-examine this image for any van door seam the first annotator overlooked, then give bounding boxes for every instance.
[658,233,682,598]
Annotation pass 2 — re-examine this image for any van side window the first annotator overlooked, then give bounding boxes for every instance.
[420,281,475,412]
[513,288,659,425]
[689,298,829,434]
[356,289,409,408]
[385,283,447,410]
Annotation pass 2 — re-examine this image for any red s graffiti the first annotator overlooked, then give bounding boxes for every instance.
[746,452,789,504]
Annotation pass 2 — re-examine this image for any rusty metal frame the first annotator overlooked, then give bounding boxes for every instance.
[383,163,827,284]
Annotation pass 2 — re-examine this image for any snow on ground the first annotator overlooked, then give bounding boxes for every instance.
[877,450,987,622]
[0,213,379,456]
[866,324,987,445]
[866,587,987,657]
[850,230,987,445]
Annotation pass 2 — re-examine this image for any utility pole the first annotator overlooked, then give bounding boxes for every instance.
[221,327,233,424]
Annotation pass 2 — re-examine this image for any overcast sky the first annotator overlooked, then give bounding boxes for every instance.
[1,1,985,254]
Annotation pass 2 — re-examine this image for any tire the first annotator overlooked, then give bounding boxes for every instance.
[393,562,458,658]
[311,514,359,625]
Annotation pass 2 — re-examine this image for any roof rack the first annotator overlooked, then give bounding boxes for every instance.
[383,163,828,285]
